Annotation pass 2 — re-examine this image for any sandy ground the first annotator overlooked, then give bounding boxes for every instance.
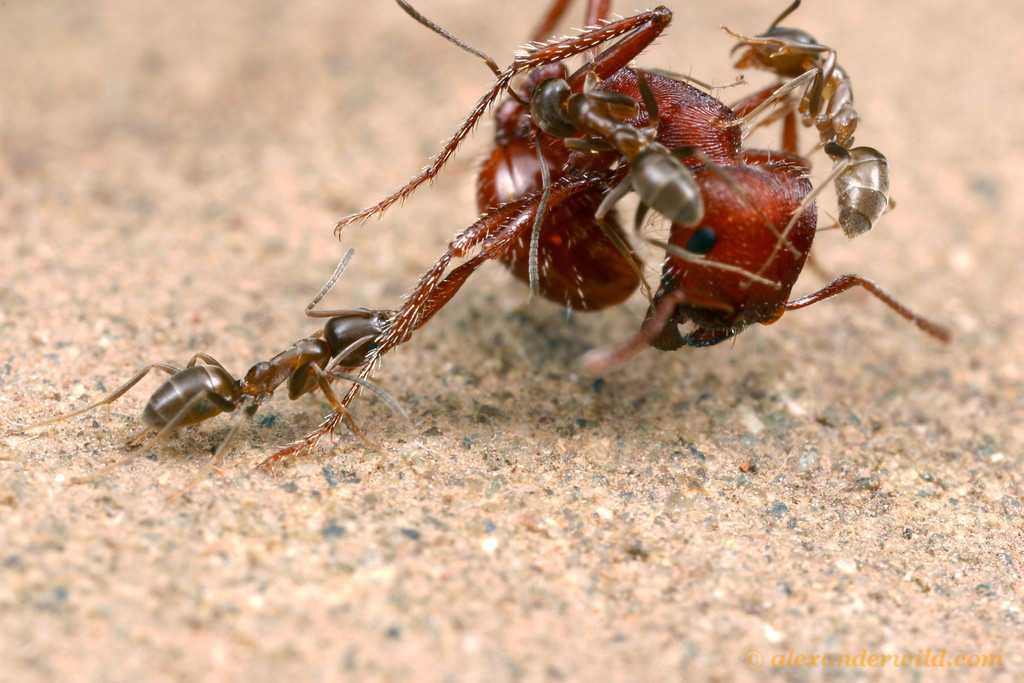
[1,1,1022,681]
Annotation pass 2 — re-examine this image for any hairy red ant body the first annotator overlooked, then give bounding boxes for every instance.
[256,0,949,466]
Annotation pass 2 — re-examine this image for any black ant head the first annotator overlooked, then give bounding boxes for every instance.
[495,63,569,144]
[730,0,818,77]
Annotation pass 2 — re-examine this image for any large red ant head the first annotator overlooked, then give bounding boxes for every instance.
[660,160,816,330]
[494,62,569,145]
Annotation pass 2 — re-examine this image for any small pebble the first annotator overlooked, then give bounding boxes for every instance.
[835,558,858,574]
[322,521,346,540]
[763,623,784,644]
[738,406,765,435]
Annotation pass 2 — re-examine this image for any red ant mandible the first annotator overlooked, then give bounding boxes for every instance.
[257,0,949,466]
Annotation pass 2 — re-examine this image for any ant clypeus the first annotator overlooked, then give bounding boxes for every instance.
[252,0,949,467]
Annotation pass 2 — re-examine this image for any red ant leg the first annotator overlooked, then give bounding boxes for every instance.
[585,0,612,25]
[531,0,573,41]
[582,286,734,374]
[531,0,613,43]
[783,275,951,342]
[263,176,612,467]
[378,175,610,355]
[335,7,672,235]
[781,109,798,155]
[568,8,671,85]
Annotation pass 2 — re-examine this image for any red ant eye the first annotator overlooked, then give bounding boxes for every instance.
[685,226,717,254]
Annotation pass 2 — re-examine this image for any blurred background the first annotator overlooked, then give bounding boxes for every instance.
[1,2,1021,681]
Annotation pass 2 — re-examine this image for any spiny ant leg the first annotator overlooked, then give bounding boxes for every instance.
[784,275,951,342]
[310,364,381,453]
[336,8,672,235]
[268,176,612,466]
[531,0,573,41]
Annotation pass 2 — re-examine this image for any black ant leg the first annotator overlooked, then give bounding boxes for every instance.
[168,398,257,500]
[69,389,234,486]
[17,361,182,433]
[309,365,381,452]
[728,68,818,139]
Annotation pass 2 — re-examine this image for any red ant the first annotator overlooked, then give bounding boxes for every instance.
[255,0,949,467]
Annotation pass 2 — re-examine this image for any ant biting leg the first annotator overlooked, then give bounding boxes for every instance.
[269,176,616,466]
[309,365,381,453]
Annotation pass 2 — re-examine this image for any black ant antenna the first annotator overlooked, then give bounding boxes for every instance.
[395,0,502,77]
[770,0,802,31]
